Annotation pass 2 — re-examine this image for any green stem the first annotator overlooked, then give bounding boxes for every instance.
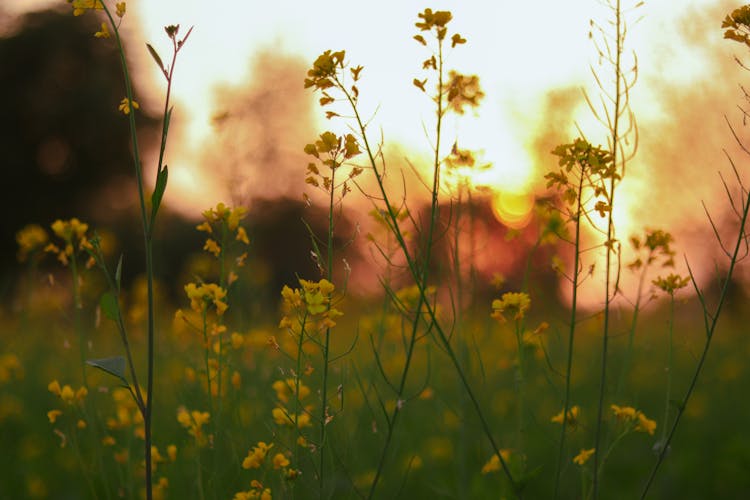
[553,171,586,499]
[593,1,623,496]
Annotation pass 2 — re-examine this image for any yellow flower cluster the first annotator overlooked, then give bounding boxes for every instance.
[105,388,144,439]
[48,380,87,405]
[177,407,211,446]
[491,292,531,323]
[573,448,596,466]
[550,405,580,427]
[652,273,690,295]
[279,278,343,332]
[233,480,272,500]
[242,441,273,469]
[44,218,94,267]
[68,0,103,17]
[272,378,311,404]
[118,97,139,115]
[184,282,228,316]
[16,225,49,262]
[611,404,657,435]
[196,202,249,283]
[480,449,512,474]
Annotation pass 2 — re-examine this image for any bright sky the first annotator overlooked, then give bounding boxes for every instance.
[7,0,745,300]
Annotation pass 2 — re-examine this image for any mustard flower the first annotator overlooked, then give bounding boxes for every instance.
[184,282,228,315]
[47,409,63,423]
[481,450,512,474]
[115,2,126,17]
[203,238,221,257]
[653,273,690,295]
[70,0,103,16]
[550,405,580,427]
[272,453,290,469]
[573,448,595,465]
[118,97,139,115]
[16,224,48,262]
[242,441,273,469]
[94,22,110,39]
[272,378,310,404]
[177,407,211,446]
[491,292,531,323]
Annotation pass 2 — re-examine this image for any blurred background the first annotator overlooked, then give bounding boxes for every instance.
[3,1,750,497]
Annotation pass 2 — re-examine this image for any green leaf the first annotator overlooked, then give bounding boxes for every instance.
[160,107,173,154]
[150,165,169,225]
[146,43,166,76]
[86,356,128,385]
[100,291,120,322]
[114,254,124,292]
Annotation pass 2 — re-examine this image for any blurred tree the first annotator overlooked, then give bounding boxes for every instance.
[0,7,159,295]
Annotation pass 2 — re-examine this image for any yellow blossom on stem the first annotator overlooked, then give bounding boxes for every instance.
[242,441,274,469]
[47,409,63,423]
[16,224,48,262]
[203,238,221,257]
[177,407,211,446]
[481,449,512,474]
[70,0,103,16]
[551,405,580,427]
[118,97,139,115]
[573,448,596,465]
[115,2,126,17]
[491,292,531,322]
[94,22,110,38]
[273,453,290,469]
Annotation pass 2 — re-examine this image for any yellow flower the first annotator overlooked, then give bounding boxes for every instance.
[16,224,48,262]
[573,448,595,465]
[48,380,61,397]
[47,409,63,423]
[481,450,512,474]
[551,405,580,427]
[611,404,638,420]
[77,419,87,429]
[71,0,103,16]
[636,413,657,436]
[491,292,531,322]
[167,444,177,462]
[102,436,116,446]
[177,407,211,446]
[94,22,110,39]
[115,2,126,17]
[242,442,274,469]
[273,453,290,469]
[118,97,139,115]
[203,238,221,257]
[236,226,250,245]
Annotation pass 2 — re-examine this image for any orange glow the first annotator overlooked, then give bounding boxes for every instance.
[491,190,535,229]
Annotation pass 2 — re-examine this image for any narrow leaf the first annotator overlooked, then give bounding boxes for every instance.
[150,165,169,224]
[160,107,173,154]
[146,43,166,75]
[114,254,124,291]
[87,356,128,385]
[100,291,120,322]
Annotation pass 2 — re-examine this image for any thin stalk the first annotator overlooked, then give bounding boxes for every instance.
[367,38,445,499]
[336,50,520,497]
[640,185,750,497]
[659,294,675,446]
[318,164,336,497]
[553,170,586,499]
[593,1,623,496]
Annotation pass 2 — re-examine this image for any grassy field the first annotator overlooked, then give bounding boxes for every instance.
[4,2,750,499]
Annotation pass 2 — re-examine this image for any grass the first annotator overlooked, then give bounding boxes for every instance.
[5,1,750,499]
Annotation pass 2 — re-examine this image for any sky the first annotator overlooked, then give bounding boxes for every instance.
[6,0,750,301]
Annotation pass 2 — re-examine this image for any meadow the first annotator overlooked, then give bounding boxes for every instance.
[4,1,750,499]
